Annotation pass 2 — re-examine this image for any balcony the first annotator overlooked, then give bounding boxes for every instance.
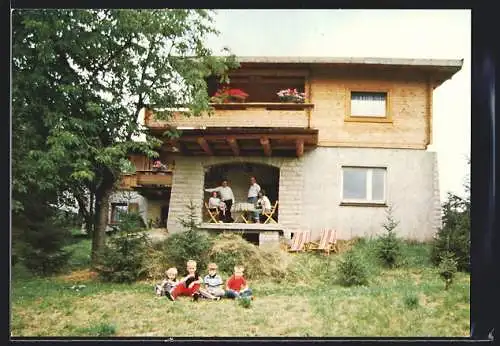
[145,102,315,130]
[119,170,173,190]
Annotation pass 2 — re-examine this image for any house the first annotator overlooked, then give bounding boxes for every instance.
[111,56,463,246]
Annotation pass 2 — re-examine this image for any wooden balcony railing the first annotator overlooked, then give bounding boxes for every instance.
[145,103,315,129]
[119,170,173,190]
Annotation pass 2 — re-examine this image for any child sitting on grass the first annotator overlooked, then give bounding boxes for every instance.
[225,265,253,300]
[199,262,225,300]
[165,259,202,302]
[155,267,178,297]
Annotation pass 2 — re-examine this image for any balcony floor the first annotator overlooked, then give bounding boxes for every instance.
[199,222,283,234]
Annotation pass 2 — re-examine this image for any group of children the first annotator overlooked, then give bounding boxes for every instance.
[155,260,253,302]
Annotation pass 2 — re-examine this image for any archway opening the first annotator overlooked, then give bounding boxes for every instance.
[203,162,280,223]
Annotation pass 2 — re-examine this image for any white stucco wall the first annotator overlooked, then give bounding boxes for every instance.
[301,147,441,241]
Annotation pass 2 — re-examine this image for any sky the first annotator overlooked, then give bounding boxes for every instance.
[205,9,471,202]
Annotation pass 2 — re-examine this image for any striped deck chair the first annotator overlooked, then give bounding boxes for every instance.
[288,230,311,253]
[308,229,337,255]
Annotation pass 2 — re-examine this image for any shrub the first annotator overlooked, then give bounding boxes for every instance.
[336,251,369,287]
[96,213,151,283]
[403,293,419,309]
[12,201,73,276]
[438,251,458,290]
[159,201,213,273]
[209,232,291,280]
[238,296,252,309]
[375,206,402,268]
[431,192,470,272]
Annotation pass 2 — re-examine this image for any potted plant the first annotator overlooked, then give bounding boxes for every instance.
[277,88,306,103]
[152,160,168,173]
[210,87,249,103]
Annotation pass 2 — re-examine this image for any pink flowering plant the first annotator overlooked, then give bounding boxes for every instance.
[277,88,306,103]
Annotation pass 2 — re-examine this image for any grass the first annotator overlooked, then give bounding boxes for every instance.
[10,235,470,337]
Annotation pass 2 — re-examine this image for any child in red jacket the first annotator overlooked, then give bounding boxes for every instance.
[166,259,202,301]
[225,265,253,299]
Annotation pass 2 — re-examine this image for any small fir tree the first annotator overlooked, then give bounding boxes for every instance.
[438,251,458,290]
[375,205,402,268]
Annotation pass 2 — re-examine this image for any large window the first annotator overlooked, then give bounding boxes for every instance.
[341,167,387,204]
[346,90,391,122]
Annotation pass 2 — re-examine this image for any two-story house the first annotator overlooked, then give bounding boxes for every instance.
[111,56,463,246]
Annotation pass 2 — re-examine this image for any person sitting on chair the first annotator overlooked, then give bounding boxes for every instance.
[255,190,272,223]
[208,191,226,222]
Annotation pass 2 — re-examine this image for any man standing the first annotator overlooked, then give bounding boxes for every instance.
[247,176,261,223]
[205,180,235,222]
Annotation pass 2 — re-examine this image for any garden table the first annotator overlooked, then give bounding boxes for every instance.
[232,202,256,224]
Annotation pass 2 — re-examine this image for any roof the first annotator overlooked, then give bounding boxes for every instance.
[236,56,463,68]
[232,56,464,87]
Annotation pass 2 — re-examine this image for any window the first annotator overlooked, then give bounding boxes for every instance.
[346,90,391,122]
[110,203,128,223]
[341,167,387,204]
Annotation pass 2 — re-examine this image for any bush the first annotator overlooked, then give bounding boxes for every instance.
[96,213,150,283]
[403,293,419,309]
[209,233,292,281]
[336,251,369,287]
[431,192,470,272]
[438,251,458,290]
[158,201,213,273]
[12,201,73,276]
[375,206,402,268]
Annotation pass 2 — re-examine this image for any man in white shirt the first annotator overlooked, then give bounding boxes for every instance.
[205,180,235,222]
[247,176,261,223]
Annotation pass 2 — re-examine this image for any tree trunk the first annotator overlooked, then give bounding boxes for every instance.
[91,172,116,266]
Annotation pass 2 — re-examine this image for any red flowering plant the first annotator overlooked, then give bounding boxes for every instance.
[277,88,306,103]
[210,86,249,103]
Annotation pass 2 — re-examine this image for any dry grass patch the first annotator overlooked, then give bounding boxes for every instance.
[12,289,323,337]
[58,269,98,283]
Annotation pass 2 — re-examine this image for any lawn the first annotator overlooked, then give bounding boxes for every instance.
[10,236,470,337]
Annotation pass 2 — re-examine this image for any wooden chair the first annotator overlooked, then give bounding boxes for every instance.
[288,230,311,253]
[204,202,220,224]
[308,229,338,255]
[263,201,279,224]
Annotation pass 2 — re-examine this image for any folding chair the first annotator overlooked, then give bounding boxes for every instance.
[263,201,278,224]
[308,228,337,255]
[204,202,220,224]
[288,230,311,253]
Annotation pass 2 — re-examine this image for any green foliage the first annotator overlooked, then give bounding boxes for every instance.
[159,201,213,272]
[12,9,238,260]
[431,192,470,272]
[375,206,402,268]
[438,251,458,290]
[336,251,369,287]
[76,322,116,337]
[403,293,419,310]
[96,213,151,283]
[12,200,73,276]
[238,296,252,309]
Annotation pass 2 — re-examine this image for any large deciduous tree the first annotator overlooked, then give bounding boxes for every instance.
[12,9,237,265]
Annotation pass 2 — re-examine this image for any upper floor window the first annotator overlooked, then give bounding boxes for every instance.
[341,167,387,205]
[346,90,391,123]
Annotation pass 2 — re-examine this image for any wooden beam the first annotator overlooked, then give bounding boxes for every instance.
[226,136,240,156]
[296,139,304,157]
[260,137,272,157]
[178,134,317,142]
[196,137,213,155]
